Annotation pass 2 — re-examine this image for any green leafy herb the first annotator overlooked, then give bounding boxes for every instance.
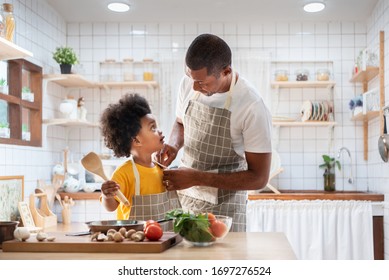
[166,209,214,242]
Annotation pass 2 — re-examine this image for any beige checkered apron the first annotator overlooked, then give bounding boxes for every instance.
[128,157,180,231]
[179,72,248,232]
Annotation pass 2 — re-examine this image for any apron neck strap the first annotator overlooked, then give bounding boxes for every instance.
[194,70,236,110]
[130,156,141,195]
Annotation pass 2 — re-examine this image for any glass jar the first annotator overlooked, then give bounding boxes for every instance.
[3,3,15,42]
[295,69,309,81]
[143,58,154,81]
[100,59,117,82]
[274,69,289,81]
[316,69,330,81]
[0,5,5,38]
[122,58,134,81]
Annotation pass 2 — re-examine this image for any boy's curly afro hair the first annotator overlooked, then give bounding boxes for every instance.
[100,93,151,158]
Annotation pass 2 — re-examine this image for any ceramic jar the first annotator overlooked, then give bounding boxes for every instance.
[63,176,81,193]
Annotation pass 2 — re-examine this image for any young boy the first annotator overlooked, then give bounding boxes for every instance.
[100,93,177,223]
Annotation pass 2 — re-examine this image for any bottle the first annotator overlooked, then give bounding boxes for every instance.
[143,58,154,81]
[3,3,15,42]
[122,58,134,81]
[0,5,5,38]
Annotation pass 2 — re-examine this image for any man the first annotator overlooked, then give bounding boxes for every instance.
[158,34,272,231]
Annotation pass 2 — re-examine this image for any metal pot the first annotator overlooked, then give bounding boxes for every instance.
[378,108,389,162]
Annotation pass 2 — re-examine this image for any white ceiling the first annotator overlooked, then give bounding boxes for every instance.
[44,0,378,23]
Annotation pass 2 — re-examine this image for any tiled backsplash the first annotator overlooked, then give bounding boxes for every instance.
[0,0,389,258]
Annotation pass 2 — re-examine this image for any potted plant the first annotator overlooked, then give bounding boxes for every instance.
[0,78,8,94]
[22,124,30,141]
[52,47,78,74]
[21,86,34,102]
[0,122,10,138]
[319,154,341,191]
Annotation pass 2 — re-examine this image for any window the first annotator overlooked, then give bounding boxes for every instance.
[0,59,42,147]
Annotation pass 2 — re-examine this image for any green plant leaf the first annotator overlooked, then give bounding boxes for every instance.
[53,47,78,65]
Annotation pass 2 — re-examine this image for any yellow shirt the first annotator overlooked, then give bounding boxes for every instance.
[110,160,165,220]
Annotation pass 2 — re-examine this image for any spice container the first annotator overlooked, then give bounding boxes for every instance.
[274,70,289,81]
[0,5,5,38]
[123,58,134,81]
[100,59,118,82]
[143,58,154,81]
[295,69,309,81]
[316,69,330,81]
[3,3,15,42]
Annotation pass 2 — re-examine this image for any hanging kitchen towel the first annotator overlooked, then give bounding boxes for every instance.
[178,185,218,205]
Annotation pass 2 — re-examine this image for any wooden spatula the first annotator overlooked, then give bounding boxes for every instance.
[81,152,130,207]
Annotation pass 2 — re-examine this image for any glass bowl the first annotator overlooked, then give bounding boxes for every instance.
[181,215,232,247]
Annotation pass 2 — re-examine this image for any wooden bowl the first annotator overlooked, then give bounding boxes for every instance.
[0,221,19,248]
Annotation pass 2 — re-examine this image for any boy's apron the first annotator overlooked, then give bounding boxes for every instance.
[178,71,248,232]
[128,157,180,231]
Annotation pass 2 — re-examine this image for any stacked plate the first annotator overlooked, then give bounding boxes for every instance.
[300,100,332,122]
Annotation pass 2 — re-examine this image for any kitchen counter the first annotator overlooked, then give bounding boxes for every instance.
[248,190,384,201]
[0,223,297,260]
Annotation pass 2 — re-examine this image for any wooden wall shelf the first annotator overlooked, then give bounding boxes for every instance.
[0,37,33,60]
[43,74,97,88]
[272,121,336,127]
[58,191,100,200]
[43,119,99,128]
[351,111,380,121]
[98,81,158,89]
[350,31,384,161]
[271,81,335,89]
[349,66,379,83]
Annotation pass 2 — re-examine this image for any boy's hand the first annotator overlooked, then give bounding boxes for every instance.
[101,180,120,199]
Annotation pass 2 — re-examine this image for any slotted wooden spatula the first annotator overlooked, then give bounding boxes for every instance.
[81,152,130,207]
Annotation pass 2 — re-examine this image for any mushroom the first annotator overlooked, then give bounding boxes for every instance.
[36,231,48,241]
[13,227,31,241]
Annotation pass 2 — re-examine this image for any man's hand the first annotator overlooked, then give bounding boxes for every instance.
[155,143,178,167]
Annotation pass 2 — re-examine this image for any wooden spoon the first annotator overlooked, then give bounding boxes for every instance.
[81,152,130,206]
[55,193,63,209]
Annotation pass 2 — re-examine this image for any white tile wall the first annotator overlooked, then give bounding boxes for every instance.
[1,0,388,259]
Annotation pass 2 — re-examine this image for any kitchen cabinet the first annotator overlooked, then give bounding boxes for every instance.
[0,41,37,146]
[0,59,42,147]
[271,60,336,150]
[349,31,384,161]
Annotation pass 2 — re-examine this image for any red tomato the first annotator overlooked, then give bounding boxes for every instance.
[144,224,163,241]
[143,220,161,231]
[210,220,227,238]
[207,213,216,225]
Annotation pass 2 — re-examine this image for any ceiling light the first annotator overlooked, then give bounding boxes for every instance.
[107,2,130,12]
[303,2,326,13]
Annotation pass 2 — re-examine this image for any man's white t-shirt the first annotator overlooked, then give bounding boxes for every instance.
[176,74,272,158]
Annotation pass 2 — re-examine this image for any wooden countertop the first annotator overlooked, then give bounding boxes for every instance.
[248,190,384,201]
[0,223,297,260]
[61,190,384,202]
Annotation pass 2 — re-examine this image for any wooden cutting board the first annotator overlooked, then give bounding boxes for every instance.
[2,232,182,253]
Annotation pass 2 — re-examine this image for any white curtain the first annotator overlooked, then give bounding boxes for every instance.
[247,199,374,260]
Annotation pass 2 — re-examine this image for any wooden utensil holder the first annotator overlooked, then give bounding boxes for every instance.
[62,207,71,224]
[29,193,57,228]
